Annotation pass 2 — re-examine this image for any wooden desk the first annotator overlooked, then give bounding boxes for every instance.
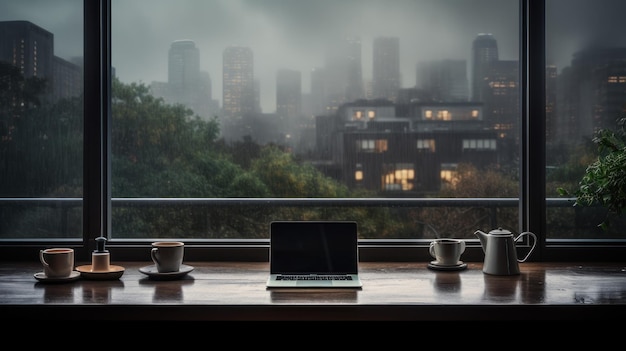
[1,261,626,321]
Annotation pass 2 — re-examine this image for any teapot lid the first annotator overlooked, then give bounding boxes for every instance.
[488,227,513,235]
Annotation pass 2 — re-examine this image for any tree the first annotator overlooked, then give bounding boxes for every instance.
[0,61,80,197]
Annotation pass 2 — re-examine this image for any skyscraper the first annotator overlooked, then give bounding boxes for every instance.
[323,36,364,113]
[417,59,469,102]
[372,36,401,102]
[152,39,217,121]
[0,20,80,102]
[471,33,499,102]
[222,46,254,117]
[276,69,301,118]
[0,20,54,80]
[168,39,200,99]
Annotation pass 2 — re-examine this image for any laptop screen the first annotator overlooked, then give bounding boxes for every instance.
[270,221,358,275]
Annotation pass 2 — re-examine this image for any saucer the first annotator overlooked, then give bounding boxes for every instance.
[428,261,468,271]
[76,265,125,280]
[139,264,194,280]
[34,271,81,283]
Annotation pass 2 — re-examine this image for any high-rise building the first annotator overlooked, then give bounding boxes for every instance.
[168,39,200,99]
[323,36,364,113]
[482,60,519,138]
[0,20,80,102]
[222,46,254,117]
[276,69,302,118]
[151,39,217,121]
[0,20,54,80]
[545,64,558,143]
[556,47,626,144]
[372,37,401,102]
[417,59,469,102]
[471,33,499,102]
[310,67,326,116]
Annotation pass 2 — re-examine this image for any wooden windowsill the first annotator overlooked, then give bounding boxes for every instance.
[1,261,626,321]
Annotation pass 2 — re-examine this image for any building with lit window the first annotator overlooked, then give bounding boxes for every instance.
[222,46,255,118]
[316,99,497,195]
[471,33,499,102]
[0,20,80,102]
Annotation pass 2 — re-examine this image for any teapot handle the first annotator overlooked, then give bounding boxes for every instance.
[514,231,538,262]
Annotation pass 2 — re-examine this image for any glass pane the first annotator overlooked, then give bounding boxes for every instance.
[546,0,626,239]
[111,0,520,240]
[0,0,84,239]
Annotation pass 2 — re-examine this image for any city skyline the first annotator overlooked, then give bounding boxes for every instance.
[3,0,626,112]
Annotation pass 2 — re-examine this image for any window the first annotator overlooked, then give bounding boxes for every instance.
[1,0,625,262]
[462,139,496,151]
[0,0,84,241]
[356,139,388,153]
[416,138,436,152]
[382,163,415,191]
[440,163,459,188]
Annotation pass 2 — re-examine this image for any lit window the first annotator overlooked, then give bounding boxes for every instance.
[437,110,451,121]
[355,170,363,181]
[383,163,414,191]
[417,139,436,152]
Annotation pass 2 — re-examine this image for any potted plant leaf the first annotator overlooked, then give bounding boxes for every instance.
[558,116,626,230]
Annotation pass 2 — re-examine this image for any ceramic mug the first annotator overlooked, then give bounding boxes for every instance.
[151,241,184,273]
[39,248,74,278]
[429,238,466,265]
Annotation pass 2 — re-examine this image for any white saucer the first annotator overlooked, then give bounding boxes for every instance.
[34,271,81,283]
[428,261,468,271]
[76,265,125,280]
[139,264,194,280]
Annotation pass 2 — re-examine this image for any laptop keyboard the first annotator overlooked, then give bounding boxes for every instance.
[277,275,353,281]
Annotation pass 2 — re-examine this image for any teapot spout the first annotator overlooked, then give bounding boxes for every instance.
[474,229,488,253]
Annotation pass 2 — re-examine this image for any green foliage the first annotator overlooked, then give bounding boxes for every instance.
[0,62,82,197]
[558,117,626,230]
[251,145,350,198]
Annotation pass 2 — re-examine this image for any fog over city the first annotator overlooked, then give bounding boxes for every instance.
[2,0,626,112]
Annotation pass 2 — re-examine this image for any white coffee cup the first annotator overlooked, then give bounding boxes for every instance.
[429,238,466,265]
[151,241,184,273]
[39,248,74,278]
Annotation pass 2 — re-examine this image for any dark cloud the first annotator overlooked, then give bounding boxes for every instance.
[546,0,626,68]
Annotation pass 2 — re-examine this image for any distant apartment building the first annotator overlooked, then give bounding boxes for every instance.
[315,99,497,195]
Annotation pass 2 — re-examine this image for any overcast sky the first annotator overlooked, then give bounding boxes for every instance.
[2,0,626,112]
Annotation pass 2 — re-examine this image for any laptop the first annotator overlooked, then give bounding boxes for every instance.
[266,221,363,288]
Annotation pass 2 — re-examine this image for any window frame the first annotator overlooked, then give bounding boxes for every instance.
[2,0,626,263]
